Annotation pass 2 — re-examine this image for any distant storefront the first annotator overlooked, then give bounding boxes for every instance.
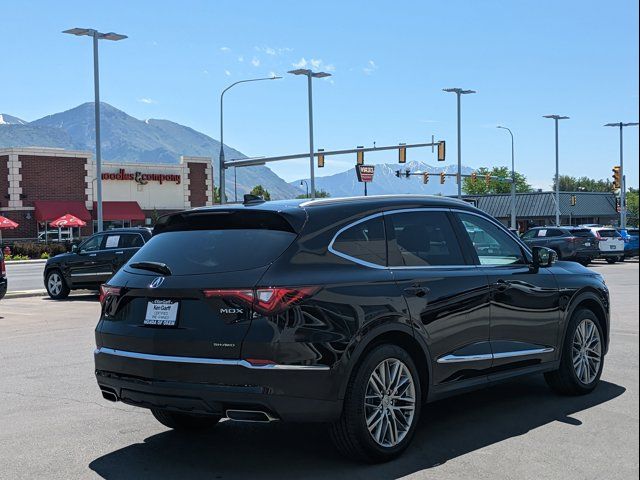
[0,147,214,241]
[462,191,619,230]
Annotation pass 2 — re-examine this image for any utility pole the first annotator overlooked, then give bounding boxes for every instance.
[543,115,570,226]
[605,122,638,228]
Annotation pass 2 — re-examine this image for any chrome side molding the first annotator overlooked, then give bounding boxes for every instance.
[95,347,330,371]
[437,347,554,364]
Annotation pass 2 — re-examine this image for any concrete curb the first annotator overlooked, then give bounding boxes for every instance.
[4,259,48,265]
[4,289,48,299]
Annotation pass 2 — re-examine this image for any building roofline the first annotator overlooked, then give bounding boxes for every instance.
[0,147,93,158]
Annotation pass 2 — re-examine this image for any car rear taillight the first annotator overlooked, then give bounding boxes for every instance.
[99,285,121,305]
[567,236,578,244]
[203,287,318,315]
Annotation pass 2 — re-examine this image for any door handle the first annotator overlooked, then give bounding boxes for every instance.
[115,251,124,255]
[404,285,430,297]
[494,279,509,292]
[89,253,97,257]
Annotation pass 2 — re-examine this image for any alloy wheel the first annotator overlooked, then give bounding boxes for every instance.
[48,273,62,296]
[364,358,416,448]
[572,318,602,385]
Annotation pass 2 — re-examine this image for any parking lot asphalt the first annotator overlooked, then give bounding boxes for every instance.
[0,260,638,480]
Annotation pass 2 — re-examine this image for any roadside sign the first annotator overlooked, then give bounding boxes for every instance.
[356,164,375,183]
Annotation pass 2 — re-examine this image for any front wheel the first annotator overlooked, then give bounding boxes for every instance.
[45,270,70,300]
[606,258,617,264]
[151,408,221,431]
[330,344,422,463]
[545,309,604,395]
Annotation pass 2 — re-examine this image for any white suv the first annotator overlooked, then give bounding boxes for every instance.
[584,227,625,263]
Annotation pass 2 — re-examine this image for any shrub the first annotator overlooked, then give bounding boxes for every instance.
[9,242,69,259]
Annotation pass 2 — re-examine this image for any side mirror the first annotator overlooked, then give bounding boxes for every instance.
[531,246,556,270]
[71,244,79,253]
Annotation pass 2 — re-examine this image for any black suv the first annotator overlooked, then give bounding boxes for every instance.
[94,196,609,462]
[0,249,7,301]
[44,227,152,300]
[521,226,600,265]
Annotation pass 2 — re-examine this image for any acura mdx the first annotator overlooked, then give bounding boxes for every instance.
[94,195,609,462]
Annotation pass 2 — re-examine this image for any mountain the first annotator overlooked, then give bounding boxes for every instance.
[291,161,476,197]
[0,114,27,125]
[1,102,299,199]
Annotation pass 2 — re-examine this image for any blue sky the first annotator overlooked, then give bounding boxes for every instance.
[1,0,638,189]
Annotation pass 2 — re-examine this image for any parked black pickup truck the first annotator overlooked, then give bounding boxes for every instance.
[43,228,152,299]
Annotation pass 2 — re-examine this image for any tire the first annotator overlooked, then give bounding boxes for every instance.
[545,308,604,396]
[578,259,590,267]
[329,344,422,463]
[45,270,70,300]
[553,249,562,260]
[606,258,616,264]
[151,408,221,431]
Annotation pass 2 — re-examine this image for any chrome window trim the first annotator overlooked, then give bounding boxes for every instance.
[71,272,112,277]
[437,347,554,364]
[327,207,477,270]
[95,347,330,371]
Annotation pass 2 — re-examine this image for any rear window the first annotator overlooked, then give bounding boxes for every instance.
[331,216,387,266]
[129,210,298,275]
[569,229,595,238]
[127,229,296,275]
[598,229,620,238]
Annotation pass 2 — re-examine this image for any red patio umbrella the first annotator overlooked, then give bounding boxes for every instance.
[0,215,19,245]
[49,214,87,228]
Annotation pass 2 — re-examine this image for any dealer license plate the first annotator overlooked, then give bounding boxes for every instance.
[144,300,179,326]
[584,242,591,246]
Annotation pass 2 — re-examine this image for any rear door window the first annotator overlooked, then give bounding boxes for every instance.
[331,216,387,267]
[570,229,595,238]
[386,211,465,267]
[120,233,145,248]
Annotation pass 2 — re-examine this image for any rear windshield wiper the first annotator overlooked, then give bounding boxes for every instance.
[129,261,172,276]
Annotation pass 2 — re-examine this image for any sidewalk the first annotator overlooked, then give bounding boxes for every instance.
[4,289,47,299]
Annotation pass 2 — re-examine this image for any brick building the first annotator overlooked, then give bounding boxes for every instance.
[0,147,214,241]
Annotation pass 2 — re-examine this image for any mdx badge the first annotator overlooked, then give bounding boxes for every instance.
[150,277,165,289]
[220,308,244,314]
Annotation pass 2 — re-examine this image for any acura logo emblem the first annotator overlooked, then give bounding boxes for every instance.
[150,277,165,289]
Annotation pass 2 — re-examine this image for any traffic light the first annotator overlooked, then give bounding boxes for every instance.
[440,172,446,184]
[485,174,491,187]
[405,169,411,178]
[471,172,478,183]
[423,172,430,184]
[437,141,446,162]
[570,194,577,206]
[395,170,401,178]
[317,149,325,168]
[612,166,621,189]
[398,144,407,163]
[356,146,364,165]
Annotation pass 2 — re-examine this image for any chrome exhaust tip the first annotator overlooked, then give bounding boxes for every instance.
[225,409,278,423]
[100,387,118,402]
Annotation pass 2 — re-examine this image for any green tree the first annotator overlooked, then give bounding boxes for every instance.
[553,175,613,192]
[463,166,533,195]
[213,185,221,204]
[627,187,639,227]
[250,185,271,201]
[296,189,331,199]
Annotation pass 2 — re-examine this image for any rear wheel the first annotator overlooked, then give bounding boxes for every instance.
[578,259,590,266]
[606,258,617,264]
[545,309,604,395]
[330,344,422,463]
[45,270,70,300]
[151,408,221,431]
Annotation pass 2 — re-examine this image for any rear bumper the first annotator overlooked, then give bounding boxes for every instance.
[94,347,343,422]
[598,250,624,258]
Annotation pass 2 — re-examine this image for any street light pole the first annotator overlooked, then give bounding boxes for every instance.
[300,180,309,198]
[543,115,570,226]
[497,126,516,230]
[219,76,282,204]
[63,28,127,232]
[288,69,332,199]
[443,88,476,198]
[605,122,638,229]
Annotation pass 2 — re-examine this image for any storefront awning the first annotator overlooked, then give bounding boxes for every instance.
[93,201,145,221]
[33,201,92,222]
